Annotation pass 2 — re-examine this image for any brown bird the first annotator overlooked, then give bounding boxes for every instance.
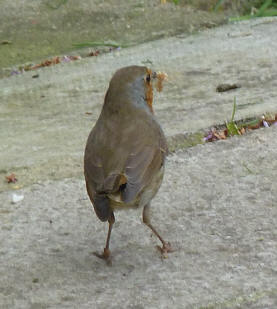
[84,65,172,262]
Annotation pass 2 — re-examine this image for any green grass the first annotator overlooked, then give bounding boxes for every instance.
[214,0,225,12]
[226,97,240,136]
[214,0,277,19]
[225,97,262,136]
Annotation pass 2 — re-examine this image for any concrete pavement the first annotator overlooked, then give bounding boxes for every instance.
[0,126,276,308]
[1,16,277,309]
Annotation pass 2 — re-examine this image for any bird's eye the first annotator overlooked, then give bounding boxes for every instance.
[146,74,151,83]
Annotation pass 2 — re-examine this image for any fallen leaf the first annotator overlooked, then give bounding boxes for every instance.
[24,55,81,71]
[88,50,100,57]
[240,127,246,135]
[31,56,61,70]
[68,55,81,61]
[6,173,17,183]
[214,130,227,139]
[204,129,223,142]
[247,122,261,130]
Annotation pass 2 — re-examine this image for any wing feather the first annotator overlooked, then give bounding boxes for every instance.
[84,114,168,211]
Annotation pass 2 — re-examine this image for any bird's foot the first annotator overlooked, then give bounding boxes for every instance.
[156,242,174,258]
[93,248,112,265]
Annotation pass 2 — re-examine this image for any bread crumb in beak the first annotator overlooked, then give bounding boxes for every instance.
[154,72,168,92]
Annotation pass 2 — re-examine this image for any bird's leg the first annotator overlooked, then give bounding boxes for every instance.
[94,212,115,263]
[142,204,173,256]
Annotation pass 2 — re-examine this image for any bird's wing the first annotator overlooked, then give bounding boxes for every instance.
[84,152,120,221]
[120,144,166,203]
[84,151,120,193]
[85,139,167,205]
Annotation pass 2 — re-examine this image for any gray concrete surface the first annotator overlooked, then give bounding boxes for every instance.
[1,17,277,192]
[1,16,277,309]
[0,0,227,72]
[1,127,277,308]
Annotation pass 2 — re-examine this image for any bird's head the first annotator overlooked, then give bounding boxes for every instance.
[103,65,167,114]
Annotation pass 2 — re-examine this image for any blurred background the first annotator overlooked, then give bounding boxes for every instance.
[1,0,276,78]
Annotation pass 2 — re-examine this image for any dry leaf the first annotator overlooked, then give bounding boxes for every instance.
[88,50,100,57]
[214,130,227,139]
[5,173,17,183]
[240,127,246,135]
[23,55,81,72]
[155,72,168,92]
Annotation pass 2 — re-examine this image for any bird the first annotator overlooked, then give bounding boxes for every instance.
[84,65,172,262]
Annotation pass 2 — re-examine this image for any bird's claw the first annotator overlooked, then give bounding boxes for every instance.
[156,242,174,258]
[93,248,112,265]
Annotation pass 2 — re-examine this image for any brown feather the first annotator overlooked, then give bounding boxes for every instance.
[84,65,167,218]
